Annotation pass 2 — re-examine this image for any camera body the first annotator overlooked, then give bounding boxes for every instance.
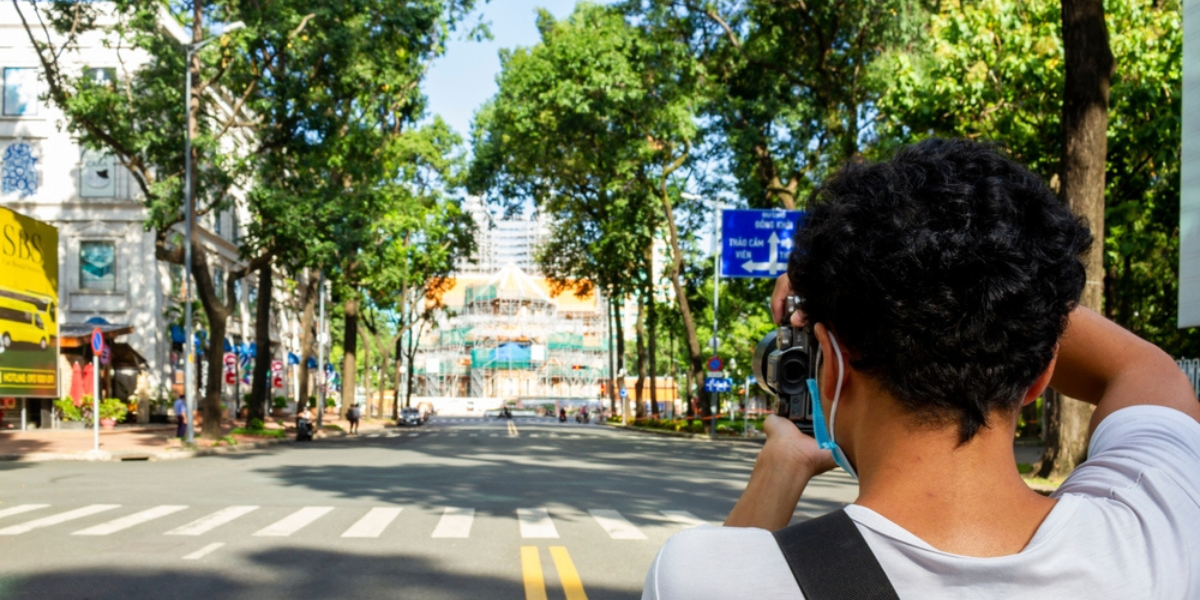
[752,296,818,434]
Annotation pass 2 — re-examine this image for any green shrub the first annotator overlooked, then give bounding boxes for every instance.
[54,397,82,422]
[325,397,336,407]
[99,398,128,421]
[230,427,285,439]
[248,418,265,430]
[272,396,288,409]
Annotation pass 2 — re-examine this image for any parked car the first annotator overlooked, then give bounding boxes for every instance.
[398,407,423,427]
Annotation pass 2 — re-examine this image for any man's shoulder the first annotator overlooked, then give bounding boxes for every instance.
[1060,405,1200,501]
[642,526,801,600]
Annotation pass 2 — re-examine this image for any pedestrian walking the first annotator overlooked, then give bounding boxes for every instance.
[173,394,187,439]
[347,403,360,435]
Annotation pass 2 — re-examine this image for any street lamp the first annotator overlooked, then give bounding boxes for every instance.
[682,192,722,439]
[182,21,244,444]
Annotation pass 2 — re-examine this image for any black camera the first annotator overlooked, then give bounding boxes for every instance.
[752,295,818,434]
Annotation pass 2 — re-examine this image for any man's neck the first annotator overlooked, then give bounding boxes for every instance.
[851,405,1055,558]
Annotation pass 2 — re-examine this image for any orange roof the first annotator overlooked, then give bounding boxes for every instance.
[430,268,598,314]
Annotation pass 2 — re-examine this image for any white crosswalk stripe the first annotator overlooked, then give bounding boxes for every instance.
[0,504,49,521]
[341,507,402,538]
[518,508,558,539]
[74,505,188,536]
[661,510,707,528]
[166,506,260,536]
[183,542,225,560]
[0,504,121,535]
[589,509,646,540]
[431,507,474,538]
[253,507,333,537]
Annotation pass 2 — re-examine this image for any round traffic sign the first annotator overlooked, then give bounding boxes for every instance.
[271,360,284,372]
[224,371,236,385]
[90,328,104,353]
[706,356,724,372]
[224,352,237,367]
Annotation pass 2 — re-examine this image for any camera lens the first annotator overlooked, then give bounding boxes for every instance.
[777,350,808,395]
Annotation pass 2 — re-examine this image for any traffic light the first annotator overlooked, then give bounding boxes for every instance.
[571,364,582,370]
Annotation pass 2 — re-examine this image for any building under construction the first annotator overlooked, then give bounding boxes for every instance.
[415,264,609,402]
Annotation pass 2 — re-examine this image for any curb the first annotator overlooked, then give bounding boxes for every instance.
[0,427,365,462]
[606,423,766,445]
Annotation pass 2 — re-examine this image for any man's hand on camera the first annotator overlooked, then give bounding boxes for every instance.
[724,415,836,531]
[771,274,805,327]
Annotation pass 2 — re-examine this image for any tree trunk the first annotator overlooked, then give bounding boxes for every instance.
[297,271,318,411]
[634,294,647,421]
[248,261,272,423]
[1040,0,1113,479]
[647,253,659,417]
[614,293,628,419]
[392,334,403,419]
[607,292,618,413]
[657,190,707,420]
[359,325,371,418]
[341,296,359,417]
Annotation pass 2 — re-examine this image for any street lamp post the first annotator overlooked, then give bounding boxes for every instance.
[182,21,243,444]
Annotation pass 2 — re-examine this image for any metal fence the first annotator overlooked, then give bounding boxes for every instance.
[1176,359,1200,398]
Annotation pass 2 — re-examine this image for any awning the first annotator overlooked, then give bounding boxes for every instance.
[58,322,135,348]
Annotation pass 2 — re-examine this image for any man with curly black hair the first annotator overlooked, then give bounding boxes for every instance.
[642,139,1200,599]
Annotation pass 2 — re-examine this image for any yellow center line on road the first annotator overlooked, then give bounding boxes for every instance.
[521,546,548,600]
[508,419,520,436]
[550,546,589,600]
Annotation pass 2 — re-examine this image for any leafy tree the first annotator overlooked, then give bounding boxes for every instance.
[625,0,929,209]
[874,0,1188,476]
[470,4,709,414]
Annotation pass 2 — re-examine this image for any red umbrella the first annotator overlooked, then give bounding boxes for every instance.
[80,363,94,404]
[70,362,84,405]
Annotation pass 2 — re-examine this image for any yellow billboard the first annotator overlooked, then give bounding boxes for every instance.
[0,206,58,397]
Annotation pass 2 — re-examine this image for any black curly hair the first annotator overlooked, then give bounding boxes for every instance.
[790,138,1092,444]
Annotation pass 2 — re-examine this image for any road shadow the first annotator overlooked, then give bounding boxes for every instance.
[250,429,853,522]
[0,545,639,600]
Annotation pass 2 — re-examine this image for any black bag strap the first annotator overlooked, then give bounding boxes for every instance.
[773,509,900,600]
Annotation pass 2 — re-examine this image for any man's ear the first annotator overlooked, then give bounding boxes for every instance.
[812,323,841,404]
[1022,349,1058,407]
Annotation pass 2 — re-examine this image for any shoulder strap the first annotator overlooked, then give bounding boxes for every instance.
[772,509,900,600]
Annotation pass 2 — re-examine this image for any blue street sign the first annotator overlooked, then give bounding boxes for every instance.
[90,328,104,353]
[704,377,733,393]
[721,209,805,278]
[619,388,628,399]
[706,356,724,372]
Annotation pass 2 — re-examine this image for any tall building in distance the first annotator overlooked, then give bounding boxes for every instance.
[456,196,549,275]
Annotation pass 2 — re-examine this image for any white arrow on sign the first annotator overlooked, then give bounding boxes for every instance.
[740,232,788,275]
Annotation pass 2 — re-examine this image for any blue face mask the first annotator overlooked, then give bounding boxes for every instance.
[805,332,858,479]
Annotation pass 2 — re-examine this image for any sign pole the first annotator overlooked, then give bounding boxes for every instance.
[91,328,104,453]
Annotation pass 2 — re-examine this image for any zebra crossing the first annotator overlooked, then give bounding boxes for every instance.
[0,502,708,543]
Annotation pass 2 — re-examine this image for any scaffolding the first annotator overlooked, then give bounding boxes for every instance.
[414,264,608,400]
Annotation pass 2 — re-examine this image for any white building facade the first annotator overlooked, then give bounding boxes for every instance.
[0,3,292,414]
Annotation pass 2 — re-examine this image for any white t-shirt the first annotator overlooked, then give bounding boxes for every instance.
[642,405,1200,600]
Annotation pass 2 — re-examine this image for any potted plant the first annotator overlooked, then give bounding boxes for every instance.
[98,398,128,430]
[54,397,84,429]
[271,396,289,417]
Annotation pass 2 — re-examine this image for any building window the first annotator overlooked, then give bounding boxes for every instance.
[79,241,116,291]
[213,211,222,236]
[80,149,116,198]
[2,142,38,198]
[2,68,40,116]
[233,279,242,318]
[231,210,239,244]
[215,268,226,302]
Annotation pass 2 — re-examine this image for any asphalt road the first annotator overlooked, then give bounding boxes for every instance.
[0,416,858,600]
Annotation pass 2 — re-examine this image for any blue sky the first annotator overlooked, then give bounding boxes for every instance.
[424,0,594,143]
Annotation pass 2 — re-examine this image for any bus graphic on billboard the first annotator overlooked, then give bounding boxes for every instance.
[0,206,58,397]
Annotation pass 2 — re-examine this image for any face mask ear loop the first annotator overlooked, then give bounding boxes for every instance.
[826,332,845,446]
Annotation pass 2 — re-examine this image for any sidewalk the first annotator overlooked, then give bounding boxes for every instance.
[0,415,390,462]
